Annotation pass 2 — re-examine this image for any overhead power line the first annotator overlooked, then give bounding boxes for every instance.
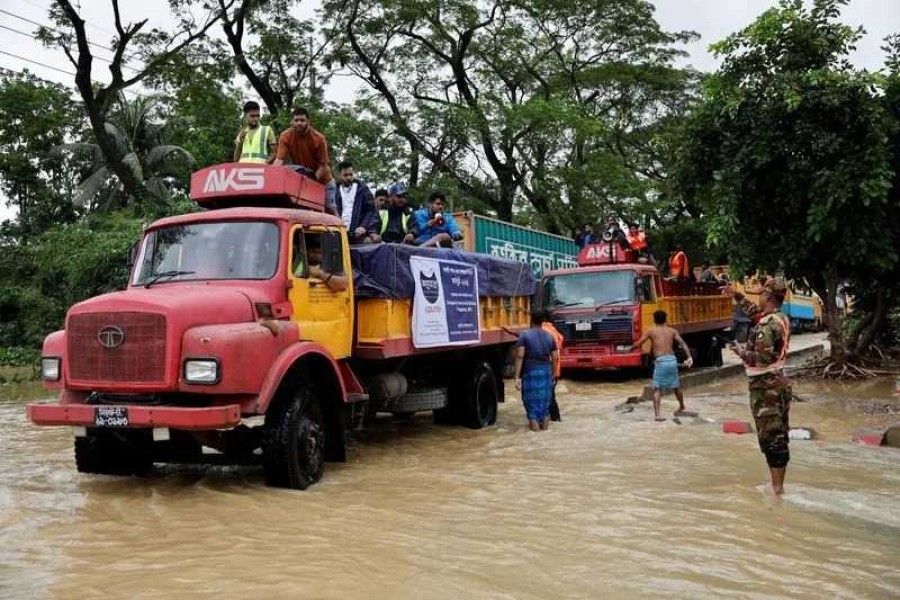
[0,23,135,71]
[0,49,77,77]
[16,0,119,37]
[0,51,145,99]
[0,6,143,71]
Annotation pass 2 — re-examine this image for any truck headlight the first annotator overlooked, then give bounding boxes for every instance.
[41,357,61,381]
[183,358,219,384]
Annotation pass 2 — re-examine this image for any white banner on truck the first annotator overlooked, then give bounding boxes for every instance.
[410,256,481,348]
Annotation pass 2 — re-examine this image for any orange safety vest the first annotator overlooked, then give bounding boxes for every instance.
[541,322,564,379]
[669,251,689,278]
[627,230,647,250]
[744,312,791,377]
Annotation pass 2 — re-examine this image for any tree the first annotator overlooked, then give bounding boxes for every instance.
[326,0,696,225]
[0,70,83,240]
[39,0,230,203]
[215,0,331,118]
[57,95,195,210]
[673,0,898,365]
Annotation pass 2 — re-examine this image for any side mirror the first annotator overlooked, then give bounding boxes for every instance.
[126,240,140,270]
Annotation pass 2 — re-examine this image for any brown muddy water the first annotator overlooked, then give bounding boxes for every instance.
[2,373,898,599]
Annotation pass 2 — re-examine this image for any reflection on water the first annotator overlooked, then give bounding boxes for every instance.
[2,374,898,599]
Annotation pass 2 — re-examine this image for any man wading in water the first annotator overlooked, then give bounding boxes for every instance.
[631,310,693,421]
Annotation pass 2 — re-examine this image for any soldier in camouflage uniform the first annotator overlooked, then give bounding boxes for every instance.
[729,277,792,495]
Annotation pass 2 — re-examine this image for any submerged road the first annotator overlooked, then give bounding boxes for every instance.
[1,333,898,599]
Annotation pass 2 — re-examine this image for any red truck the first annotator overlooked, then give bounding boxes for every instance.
[27,164,533,489]
[537,242,732,371]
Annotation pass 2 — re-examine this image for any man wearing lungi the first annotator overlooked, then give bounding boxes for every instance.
[631,310,694,421]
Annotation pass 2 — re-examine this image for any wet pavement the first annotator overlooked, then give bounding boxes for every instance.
[2,338,899,599]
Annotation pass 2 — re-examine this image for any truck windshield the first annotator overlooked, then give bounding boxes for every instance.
[542,271,635,309]
[132,221,280,286]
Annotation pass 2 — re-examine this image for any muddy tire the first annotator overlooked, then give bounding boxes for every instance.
[74,430,152,476]
[263,387,326,490]
[463,362,499,429]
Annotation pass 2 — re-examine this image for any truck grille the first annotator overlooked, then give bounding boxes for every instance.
[68,312,167,383]
[554,316,633,345]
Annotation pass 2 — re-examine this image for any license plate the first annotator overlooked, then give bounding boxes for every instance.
[95,406,128,427]
[575,322,592,331]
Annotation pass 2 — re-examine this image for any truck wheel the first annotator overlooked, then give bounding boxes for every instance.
[710,337,724,367]
[463,362,499,429]
[74,430,152,476]
[263,387,325,490]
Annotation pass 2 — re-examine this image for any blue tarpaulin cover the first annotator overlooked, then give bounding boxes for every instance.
[350,244,536,299]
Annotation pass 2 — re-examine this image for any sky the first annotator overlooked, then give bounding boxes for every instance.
[0,0,897,222]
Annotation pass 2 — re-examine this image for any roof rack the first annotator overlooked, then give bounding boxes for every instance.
[189,164,326,212]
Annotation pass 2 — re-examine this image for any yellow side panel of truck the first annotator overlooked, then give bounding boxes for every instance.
[656,295,732,328]
[356,296,530,345]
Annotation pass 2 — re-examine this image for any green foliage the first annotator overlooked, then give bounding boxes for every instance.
[56,95,196,210]
[0,70,83,238]
[673,0,899,358]
[0,347,41,368]
[327,0,698,226]
[0,212,143,351]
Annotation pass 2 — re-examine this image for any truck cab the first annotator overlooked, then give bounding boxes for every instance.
[538,242,730,371]
[28,164,532,489]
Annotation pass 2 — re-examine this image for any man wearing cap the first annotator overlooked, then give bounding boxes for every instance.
[729,277,792,495]
[378,183,417,244]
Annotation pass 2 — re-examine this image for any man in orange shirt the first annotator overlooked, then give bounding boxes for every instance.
[668,245,690,280]
[542,320,564,421]
[273,107,337,214]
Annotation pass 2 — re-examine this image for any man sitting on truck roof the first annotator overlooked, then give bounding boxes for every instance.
[334,160,379,245]
[379,183,417,244]
[412,191,463,248]
[273,107,337,215]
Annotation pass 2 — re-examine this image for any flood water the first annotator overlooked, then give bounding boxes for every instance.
[2,372,899,599]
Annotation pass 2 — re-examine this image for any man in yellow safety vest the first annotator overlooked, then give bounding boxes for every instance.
[233,101,276,164]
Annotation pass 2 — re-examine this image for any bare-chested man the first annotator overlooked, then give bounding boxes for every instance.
[630,310,694,421]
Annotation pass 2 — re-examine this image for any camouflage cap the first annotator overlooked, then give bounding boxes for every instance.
[763,277,788,298]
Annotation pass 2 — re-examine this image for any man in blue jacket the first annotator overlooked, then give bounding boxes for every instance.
[413,191,463,248]
[334,160,379,244]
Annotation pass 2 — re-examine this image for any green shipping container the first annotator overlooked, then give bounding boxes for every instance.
[452,211,579,278]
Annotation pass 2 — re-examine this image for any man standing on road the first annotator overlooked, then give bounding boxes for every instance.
[541,319,565,422]
[273,107,337,215]
[729,278,792,495]
[630,310,693,421]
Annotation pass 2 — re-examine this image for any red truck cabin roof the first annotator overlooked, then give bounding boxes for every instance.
[543,262,656,278]
[190,164,327,211]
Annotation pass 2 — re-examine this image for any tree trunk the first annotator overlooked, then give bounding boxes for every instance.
[408,143,419,187]
[823,268,846,367]
[496,179,515,222]
[850,287,886,357]
[86,111,143,203]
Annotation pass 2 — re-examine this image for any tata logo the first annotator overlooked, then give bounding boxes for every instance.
[97,326,125,349]
[202,167,265,193]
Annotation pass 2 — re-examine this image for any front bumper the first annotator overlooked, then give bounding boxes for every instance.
[560,348,644,369]
[26,403,241,430]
